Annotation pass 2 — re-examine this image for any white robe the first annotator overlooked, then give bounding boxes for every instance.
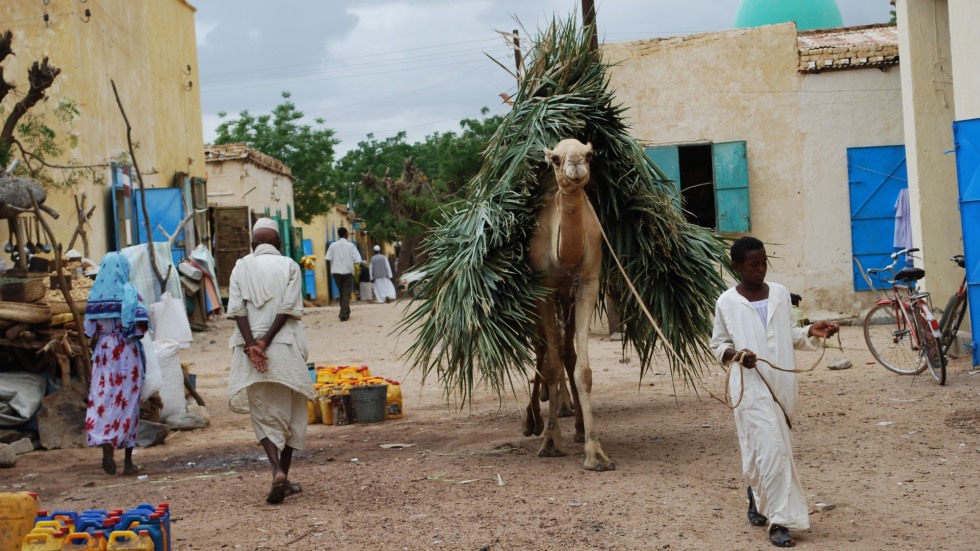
[370,254,397,303]
[226,246,314,417]
[710,282,820,530]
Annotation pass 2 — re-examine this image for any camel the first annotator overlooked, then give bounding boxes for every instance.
[522,138,614,471]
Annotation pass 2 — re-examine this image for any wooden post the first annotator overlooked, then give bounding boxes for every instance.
[582,0,598,51]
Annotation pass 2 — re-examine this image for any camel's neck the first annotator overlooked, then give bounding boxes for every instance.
[555,187,587,271]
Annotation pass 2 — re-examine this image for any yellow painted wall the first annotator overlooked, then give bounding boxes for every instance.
[604,23,905,318]
[0,0,204,260]
[300,204,353,305]
[894,0,961,301]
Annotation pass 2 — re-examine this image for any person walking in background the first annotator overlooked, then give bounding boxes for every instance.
[84,252,149,476]
[358,260,373,302]
[325,227,361,321]
[227,218,314,504]
[710,236,838,548]
[370,245,397,303]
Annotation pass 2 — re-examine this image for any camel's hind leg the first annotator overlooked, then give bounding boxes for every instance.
[535,295,566,458]
[573,278,614,471]
[522,343,545,437]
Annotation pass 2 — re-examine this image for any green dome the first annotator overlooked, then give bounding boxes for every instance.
[734,0,843,31]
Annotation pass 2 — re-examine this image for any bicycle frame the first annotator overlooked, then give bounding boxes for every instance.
[867,250,943,349]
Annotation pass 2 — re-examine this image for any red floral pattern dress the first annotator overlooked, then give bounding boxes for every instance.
[84,318,145,448]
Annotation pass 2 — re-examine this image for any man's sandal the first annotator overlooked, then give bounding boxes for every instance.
[769,525,796,548]
[284,482,302,497]
[266,474,288,504]
[747,487,767,527]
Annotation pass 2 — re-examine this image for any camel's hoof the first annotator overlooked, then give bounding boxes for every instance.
[585,461,616,472]
[538,447,566,458]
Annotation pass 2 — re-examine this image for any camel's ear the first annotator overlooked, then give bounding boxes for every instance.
[544,148,558,166]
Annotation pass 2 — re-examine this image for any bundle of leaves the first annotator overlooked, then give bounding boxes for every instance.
[400,16,729,403]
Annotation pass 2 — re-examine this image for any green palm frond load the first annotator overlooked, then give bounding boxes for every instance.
[400,16,729,403]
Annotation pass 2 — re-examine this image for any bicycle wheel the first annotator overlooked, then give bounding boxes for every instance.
[939,292,968,357]
[863,302,926,375]
[914,306,946,385]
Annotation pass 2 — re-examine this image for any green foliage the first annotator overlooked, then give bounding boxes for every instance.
[334,110,503,246]
[399,16,730,404]
[2,98,96,188]
[214,91,339,223]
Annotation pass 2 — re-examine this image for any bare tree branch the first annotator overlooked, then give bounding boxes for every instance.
[0,57,61,146]
[110,78,168,289]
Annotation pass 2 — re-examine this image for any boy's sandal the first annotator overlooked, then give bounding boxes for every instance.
[747,487,768,527]
[769,525,796,548]
[285,482,302,497]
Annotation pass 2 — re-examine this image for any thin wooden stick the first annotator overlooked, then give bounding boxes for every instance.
[110,79,169,290]
[30,191,91,379]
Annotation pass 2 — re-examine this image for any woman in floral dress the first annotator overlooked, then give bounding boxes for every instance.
[83,252,149,475]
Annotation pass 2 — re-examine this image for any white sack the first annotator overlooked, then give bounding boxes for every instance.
[155,338,185,419]
[140,330,163,402]
[149,292,193,349]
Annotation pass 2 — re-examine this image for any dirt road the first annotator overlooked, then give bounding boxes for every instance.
[3,302,979,550]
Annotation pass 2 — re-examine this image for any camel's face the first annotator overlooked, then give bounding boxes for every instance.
[545,139,593,191]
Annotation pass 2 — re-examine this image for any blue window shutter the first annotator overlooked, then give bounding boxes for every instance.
[713,141,750,233]
[644,146,681,208]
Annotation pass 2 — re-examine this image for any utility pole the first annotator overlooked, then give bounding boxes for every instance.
[347,182,355,212]
[512,29,522,85]
[582,0,598,51]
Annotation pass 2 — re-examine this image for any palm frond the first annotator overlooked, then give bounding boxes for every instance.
[399,15,729,404]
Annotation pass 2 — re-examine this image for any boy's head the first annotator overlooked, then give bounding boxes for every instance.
[338,227,348,239]
[730,236,766,285]
[790,293,802,306]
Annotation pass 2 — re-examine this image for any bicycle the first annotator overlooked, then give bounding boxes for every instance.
[862,247,946,385]
[938,254,968,358]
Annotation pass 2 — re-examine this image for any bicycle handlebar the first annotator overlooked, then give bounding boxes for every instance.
[890,247,919,260]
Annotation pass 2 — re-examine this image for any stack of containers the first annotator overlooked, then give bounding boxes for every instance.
[16,502,171,550]
[308,365,403,424]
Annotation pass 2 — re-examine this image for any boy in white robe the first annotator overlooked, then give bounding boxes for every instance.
[227,218,314,504]
[710,236,838,548]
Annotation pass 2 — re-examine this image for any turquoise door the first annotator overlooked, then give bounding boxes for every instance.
[847,145,908,291]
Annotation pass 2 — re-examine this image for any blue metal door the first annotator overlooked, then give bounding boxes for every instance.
[847,145,908,291]
[953,118,980,367]
[302,238,316,300]
[713,141,750,233]
[132,188,186,266]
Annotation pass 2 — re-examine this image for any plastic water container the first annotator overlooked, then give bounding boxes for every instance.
[61,532,104,550]
[350,384,388,423]
[0,491,38,551]
[105,531,153,550]
[19,532,63,550]
[385,380,403,420]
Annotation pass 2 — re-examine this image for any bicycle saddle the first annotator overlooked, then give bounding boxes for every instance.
[895,266,925,282]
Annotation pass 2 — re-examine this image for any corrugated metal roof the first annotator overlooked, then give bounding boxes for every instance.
[797,24,899,73]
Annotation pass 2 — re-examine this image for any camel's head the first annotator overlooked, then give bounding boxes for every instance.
[545,139,593,191]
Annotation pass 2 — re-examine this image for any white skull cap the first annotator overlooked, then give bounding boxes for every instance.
[253,218,279,234]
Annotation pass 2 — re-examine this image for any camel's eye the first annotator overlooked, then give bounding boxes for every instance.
[550,154,562,166]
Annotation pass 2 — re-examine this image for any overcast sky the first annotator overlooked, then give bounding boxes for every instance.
[195,0,893,156]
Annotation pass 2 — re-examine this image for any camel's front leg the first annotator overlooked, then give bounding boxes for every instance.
[574,278,614,471]
[535,297,566,458]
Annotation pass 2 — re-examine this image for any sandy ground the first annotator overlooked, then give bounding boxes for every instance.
[3,300,980,550]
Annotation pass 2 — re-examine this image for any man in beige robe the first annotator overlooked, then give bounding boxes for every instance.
[227,218,313,504]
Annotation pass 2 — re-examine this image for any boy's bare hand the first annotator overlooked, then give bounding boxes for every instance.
[809,321,839,338]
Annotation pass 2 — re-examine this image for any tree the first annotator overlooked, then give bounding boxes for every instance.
[0,29,97,190]
[334,109,503,271]
[214,91,339,223]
